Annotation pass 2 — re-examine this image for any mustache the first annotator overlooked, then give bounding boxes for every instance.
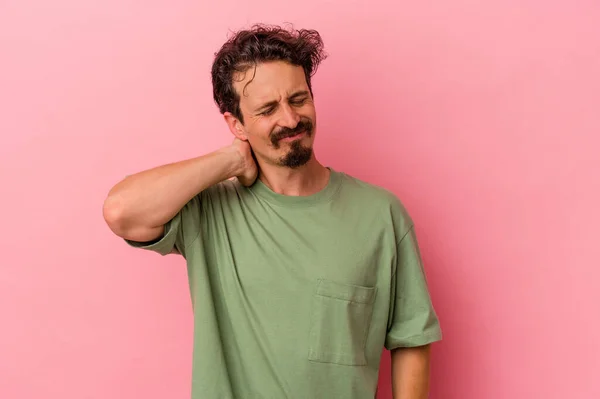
[270,119,313,145]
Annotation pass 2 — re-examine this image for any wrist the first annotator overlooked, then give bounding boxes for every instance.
[217,145,244,179]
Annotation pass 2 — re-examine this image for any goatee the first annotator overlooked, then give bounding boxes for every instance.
[279,140,313,168]
[270,118,314,168]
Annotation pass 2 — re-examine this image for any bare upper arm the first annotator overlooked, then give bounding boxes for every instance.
[103,206,165,243]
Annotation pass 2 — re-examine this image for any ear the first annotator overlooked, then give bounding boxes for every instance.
[224,112,248,141]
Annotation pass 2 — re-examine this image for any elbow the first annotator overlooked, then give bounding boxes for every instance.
[102,191,163,242]
[103,193,127,237]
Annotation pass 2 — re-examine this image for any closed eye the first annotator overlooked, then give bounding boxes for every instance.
[259,107,276,116]
[256,92,310,116]
[290,97,308,106]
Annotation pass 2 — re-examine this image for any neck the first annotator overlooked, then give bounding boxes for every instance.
[256,154,330,196]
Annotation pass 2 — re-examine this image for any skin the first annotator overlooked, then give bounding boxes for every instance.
[223,61,330,197]
[392,344,432,399]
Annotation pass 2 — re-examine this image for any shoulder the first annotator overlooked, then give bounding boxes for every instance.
[203,178,241,196]
[199,178,252,207]
[335,170,414,240]
[336,171,406,210]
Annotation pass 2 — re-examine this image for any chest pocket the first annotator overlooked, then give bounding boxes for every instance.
[308,279,377,366]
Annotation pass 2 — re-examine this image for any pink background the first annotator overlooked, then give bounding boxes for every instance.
[1,1,599,398]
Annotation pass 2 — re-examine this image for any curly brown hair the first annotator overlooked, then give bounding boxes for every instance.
[211,24,327,124]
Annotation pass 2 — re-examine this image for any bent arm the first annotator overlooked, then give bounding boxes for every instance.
[102,147,241,242]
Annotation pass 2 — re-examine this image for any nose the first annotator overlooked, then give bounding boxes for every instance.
[279,103,300,129]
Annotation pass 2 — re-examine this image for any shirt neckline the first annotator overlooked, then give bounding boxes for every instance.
[248,167,341,207]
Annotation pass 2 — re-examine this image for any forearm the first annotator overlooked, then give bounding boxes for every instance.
[391,345,432,399]
[103,147,240,240]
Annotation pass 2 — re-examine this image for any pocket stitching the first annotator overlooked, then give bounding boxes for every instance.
[316,278,376,304]
[308,279,377,366]
[314,293,372,305]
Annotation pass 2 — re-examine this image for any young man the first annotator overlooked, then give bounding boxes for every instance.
[103,24,442,399]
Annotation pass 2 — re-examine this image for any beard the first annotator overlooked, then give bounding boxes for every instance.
[279,140,313,168]
[270,118,314,169]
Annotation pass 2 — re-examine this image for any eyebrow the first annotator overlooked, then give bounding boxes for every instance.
[255,90,310,113]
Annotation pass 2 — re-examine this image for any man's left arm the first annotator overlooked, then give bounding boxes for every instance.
[391,344,432,399]
[385,223,441,398]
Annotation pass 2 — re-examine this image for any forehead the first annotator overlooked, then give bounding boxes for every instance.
[233,61,309,107]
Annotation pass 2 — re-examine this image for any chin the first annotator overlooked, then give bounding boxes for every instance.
[278,140,313,168]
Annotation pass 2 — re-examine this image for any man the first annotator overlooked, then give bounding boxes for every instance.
[103,24,442,399]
